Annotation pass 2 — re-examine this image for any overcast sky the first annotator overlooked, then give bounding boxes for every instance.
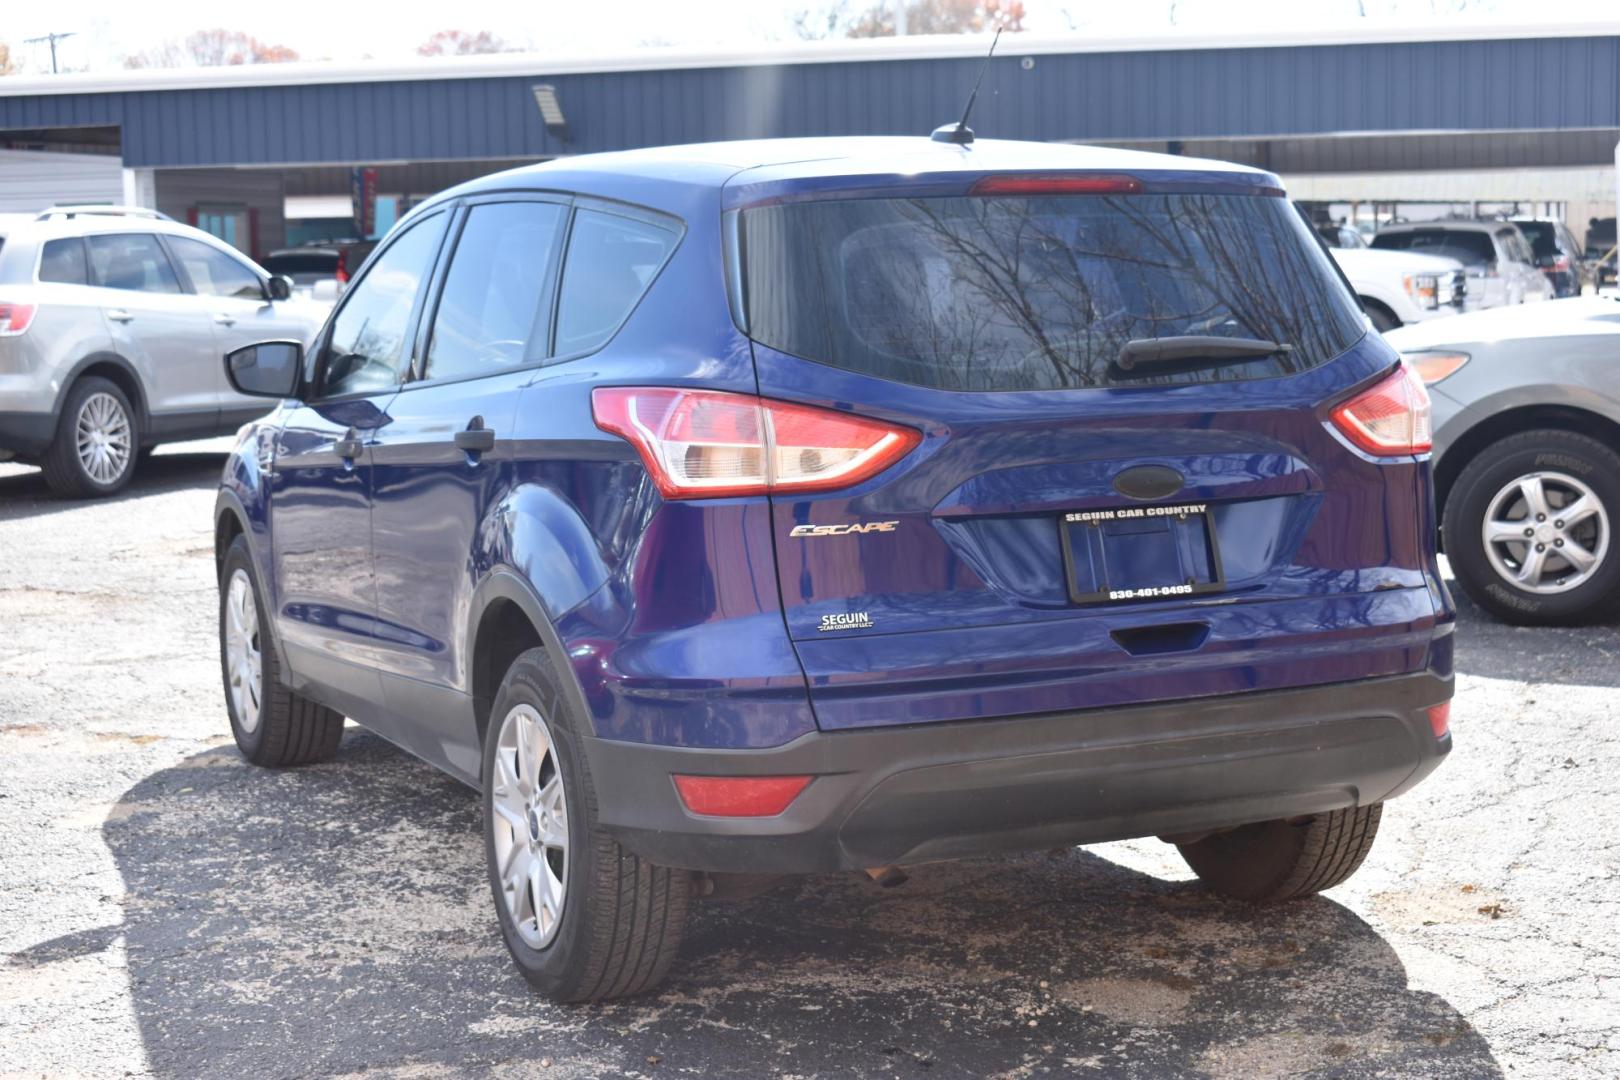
[10,0,1620,73]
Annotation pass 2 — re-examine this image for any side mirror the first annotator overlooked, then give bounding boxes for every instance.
[226,341,302,399]
[266,274,294,301]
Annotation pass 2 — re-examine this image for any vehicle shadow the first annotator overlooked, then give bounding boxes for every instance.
[50,731,1502,1079]
[0,451,228,522]
[1446,574,1620,687]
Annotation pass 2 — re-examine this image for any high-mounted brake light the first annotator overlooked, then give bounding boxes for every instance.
[592,387,921,499]
[0,301,37,337]
[969,174,1144,196]
[1329,363,1433,456]
[673,775,813,817]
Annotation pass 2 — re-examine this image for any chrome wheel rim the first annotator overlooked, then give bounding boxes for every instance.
[75,392,133,486]
[223,569,263,733]
[1482,471,1609,594]
[491,704,569,949]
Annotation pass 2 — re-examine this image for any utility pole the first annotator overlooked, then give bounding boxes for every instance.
[23,31,75,74]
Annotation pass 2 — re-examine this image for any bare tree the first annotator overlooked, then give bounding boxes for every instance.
[416,30,521,57]
[794,0,1024,39]
[125,30,299,69]
[0,42,16,76]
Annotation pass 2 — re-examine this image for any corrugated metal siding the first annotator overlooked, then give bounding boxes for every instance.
[3,35,1617,168]
[0,149,123,211]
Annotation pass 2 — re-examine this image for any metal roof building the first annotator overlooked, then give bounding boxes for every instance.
[2,19,1616,255]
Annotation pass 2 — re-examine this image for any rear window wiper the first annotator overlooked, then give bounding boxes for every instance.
[1113,336,1293,376]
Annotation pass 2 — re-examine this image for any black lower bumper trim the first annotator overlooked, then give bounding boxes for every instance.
[0,411,57,456]
[583,671,1452,874]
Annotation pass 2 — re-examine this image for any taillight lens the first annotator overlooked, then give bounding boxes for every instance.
[1329,363,1433,455]
[592,386,921,499]
[673,775,812,817]
[1427,701,1451,739]
[335,252,349,284]
[0,301,37,336]
[1403,350,1470,386]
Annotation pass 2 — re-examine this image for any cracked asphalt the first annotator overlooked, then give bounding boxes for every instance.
[1,445,1616,1079]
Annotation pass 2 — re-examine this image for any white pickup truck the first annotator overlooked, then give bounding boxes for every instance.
[1318,224,1469,333]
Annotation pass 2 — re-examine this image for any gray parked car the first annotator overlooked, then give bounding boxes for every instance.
[0,207,329,497]
[1386,297,1620,624]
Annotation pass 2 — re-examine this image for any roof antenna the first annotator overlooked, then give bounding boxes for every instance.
[931,25,1002,145]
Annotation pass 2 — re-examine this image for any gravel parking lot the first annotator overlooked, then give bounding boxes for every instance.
[1,446,1616,1080]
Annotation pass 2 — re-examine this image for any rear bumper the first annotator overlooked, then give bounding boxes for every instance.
[0,410,57,456]
[585,670,1451,874]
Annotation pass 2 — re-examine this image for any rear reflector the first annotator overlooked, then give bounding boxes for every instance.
[1427,702,1451,739]
[673,775,812,817]
[1329,363,1433,455]
[0,301,37,336]
[970,174,1144,196]
[592,386,920,499]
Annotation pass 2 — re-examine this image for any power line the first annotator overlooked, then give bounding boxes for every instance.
[22,31,76,74]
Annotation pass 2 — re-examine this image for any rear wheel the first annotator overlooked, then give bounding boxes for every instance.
[1176,804,1382,902]
[484,648,689,1002]
[1443,429,1620,625]
[218,536,345,766]
[41,377,137,498]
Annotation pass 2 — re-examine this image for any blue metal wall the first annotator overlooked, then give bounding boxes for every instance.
[3,34,1617,168]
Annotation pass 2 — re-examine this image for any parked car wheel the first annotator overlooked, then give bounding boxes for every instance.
[483,648,689,1002]
[1443,429,1620,625]
[1175,804,1382,902]
[219,536,345,766]
[41,377,137,498]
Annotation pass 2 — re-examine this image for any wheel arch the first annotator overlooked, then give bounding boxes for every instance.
[1357,295,1401,331]
[1435,403,1620,518]
[54,353,150,437]
[466,569,596,752]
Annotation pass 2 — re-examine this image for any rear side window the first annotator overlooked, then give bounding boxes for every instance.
[553,209,678,357]
[740,192,1366,392]
[167,236,264,299]
[39,238,89,285]
[1372,229,1496,266]
[424,201,565,381]
[87,233,182,294]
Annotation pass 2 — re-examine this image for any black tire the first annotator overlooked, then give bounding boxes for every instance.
[1176,804,1382,902]
[218,536,344,767]
[1442,429,1620,626]
[40,376,138,498]
[1361,299,1399,334]
[483,648,689,1003]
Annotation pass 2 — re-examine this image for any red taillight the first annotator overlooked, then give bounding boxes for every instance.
[970,174,1144,196]
[0,301,37,336]
[592,387,921,499]
[335,251,349,284]
[1428,702,1451,739]
[1329,364,1433,456]
[673,775,812,817]
[1551,255,1572,273]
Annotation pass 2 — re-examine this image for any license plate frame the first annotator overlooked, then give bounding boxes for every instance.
[1059,502,1226,606]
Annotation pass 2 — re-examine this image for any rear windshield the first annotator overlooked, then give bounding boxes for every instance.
[1511,221,1560,260]
[739,192,1365,392]
[264,253,338,275]
[1372,229,1496,266]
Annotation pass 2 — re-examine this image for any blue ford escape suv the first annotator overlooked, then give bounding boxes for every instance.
[214,137,1454,1002]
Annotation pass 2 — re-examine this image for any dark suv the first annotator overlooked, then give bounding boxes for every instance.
[214,137,1455,1002]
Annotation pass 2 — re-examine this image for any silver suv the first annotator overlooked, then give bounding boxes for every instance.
[0,207,329,497]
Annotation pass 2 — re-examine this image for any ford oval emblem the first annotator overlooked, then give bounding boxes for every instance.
[1112,465,1185,501]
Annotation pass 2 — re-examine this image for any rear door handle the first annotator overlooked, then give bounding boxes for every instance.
[454,419,496,455]
[107,309,134,323]
[334,431,364,461]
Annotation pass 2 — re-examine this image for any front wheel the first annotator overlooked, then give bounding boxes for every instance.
[484,649,689,1002]
[1176,804,1382,902]
[1443,429,1620,625]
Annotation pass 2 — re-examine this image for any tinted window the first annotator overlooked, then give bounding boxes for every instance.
[167,236,264,299]
[424,201,565,381]
[263,253,338,276]
[1372,229,1497,266]
[742,192,1365,393]
[321,213,445,399]
[39,238,89,285]
[1513,221,1559,259]
[553,209,678,357]
[87,233,182,293]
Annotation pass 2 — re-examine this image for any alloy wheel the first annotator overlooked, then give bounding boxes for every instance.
[223,569,263,733]
[491,703,569,949]
[1482,471,1609,594]
[74,391,133,486]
